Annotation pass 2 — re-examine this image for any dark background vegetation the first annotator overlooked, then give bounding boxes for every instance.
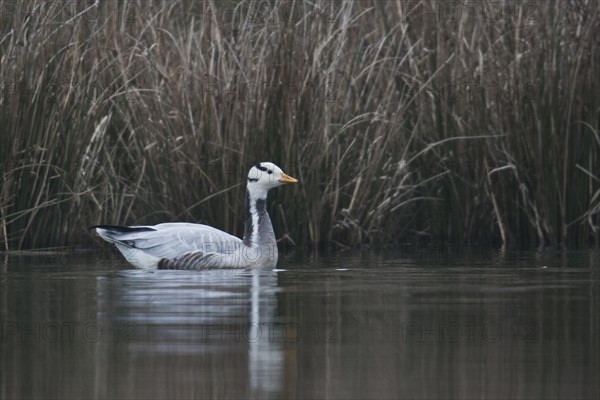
[0,0,598,250]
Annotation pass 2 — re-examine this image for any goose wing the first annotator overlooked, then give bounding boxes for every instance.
[94,223,243,260]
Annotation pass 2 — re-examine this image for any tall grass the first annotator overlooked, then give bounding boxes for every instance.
[0,0,598,250]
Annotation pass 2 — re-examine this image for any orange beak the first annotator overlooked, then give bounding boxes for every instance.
[279,172,298,184]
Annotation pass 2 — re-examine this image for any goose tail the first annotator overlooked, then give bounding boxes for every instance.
[88,225,155,244]
[88,225,160,269]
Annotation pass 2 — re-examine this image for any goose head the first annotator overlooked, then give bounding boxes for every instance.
[247,162,297,197]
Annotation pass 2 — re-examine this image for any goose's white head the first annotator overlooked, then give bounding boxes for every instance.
[247,162,297,198]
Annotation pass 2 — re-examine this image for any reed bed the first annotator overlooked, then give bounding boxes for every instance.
[0,0,598,250]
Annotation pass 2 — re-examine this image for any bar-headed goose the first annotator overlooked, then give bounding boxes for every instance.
[92,162,297,269]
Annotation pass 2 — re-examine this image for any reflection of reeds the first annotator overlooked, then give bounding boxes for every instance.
[0,1,598,249]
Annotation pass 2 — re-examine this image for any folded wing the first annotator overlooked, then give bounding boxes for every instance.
[93,223,243,260]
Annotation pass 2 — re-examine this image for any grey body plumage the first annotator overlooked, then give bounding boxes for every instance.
[93,162,297,269]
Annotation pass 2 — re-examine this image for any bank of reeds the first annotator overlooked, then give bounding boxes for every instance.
[0,0,598,250]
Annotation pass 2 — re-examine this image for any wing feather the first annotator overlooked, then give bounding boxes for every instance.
[97,223,243,260]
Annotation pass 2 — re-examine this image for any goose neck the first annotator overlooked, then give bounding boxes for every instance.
[243,187,270,247]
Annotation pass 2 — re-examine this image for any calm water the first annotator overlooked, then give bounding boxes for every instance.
[1,248,599,400]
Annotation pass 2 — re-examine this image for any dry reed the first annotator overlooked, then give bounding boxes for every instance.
[0,0,598,250]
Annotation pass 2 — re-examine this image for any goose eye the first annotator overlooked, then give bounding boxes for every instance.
[267,170,273,174]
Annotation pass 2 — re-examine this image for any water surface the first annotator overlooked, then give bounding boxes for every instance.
[1,248,599,399]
